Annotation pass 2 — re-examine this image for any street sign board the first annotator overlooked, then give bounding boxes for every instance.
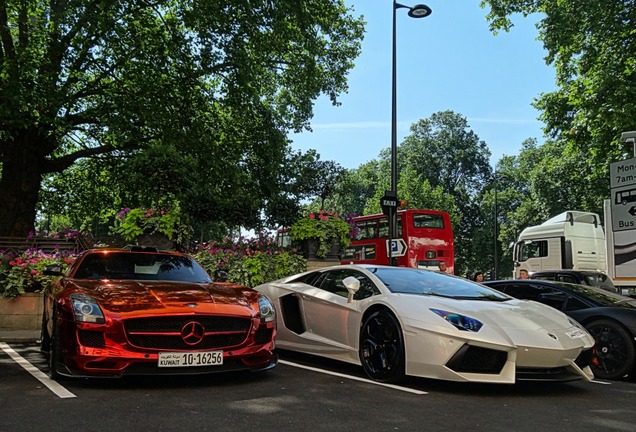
[610,158,636,189]
[610,158,636,231]
[385,238,407,257]
[380,194,398,217]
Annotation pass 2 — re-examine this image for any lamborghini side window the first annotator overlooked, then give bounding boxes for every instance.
[302,272,325,287]
[319,270,350,297]
[348,271,381,300]
[316,270,381,299]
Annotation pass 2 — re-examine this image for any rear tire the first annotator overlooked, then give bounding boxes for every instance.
[359,309,405,383]
[587,319,635,380]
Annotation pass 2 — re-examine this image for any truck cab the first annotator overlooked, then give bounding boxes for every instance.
[513,211,607,277]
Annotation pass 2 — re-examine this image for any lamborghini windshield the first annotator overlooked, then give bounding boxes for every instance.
[370,267,510,301]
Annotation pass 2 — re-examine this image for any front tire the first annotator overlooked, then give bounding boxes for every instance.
[359,310,405,383]
[587,319,635,380]
[39,305,50,352]
[48,309,61,380]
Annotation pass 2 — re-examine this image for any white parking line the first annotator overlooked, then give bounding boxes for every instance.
[0,342,76,398]
[279,359,428,395]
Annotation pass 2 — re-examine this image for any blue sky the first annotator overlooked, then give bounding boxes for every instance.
[290,1,555,169]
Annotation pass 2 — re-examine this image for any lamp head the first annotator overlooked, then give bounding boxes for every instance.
[408,4,432,18]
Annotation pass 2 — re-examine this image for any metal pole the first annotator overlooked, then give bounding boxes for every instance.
[389,0,398,266]
[494,171,498,280]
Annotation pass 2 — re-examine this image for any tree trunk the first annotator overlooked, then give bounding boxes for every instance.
[0,128,51,236]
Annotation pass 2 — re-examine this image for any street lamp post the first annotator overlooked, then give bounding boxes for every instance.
[389,2,432,266]
[494,171,499,279]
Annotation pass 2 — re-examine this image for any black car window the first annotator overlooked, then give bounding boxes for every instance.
[559,275,577,284]
[497,283,544,301]
[533,275,556,281]
[564,296,588,312]
[497,282,568,309]
[537,289,568,310]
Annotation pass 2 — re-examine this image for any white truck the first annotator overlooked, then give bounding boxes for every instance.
[513,211,607,278]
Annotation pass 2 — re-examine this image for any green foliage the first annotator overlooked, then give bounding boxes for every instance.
[384,111,492,276]
[289,210,351,259]
[191,235,306,288]
[481,0,636,198]
[0,0,365,236]
[110,205,192,244]
[0,249,77,298]
[330,162,381,216]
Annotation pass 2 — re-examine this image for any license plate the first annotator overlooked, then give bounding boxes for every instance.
[158,351,223,367]
[566,329,587,339]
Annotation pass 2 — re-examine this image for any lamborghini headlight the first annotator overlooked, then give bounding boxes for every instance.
[258,295,275,323]
[70,293,105,324]
[430,308,483,332]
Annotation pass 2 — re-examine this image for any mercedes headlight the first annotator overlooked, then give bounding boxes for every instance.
[258,295,275,323]
[70,293,105,324]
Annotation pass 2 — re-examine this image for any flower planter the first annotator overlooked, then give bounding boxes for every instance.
[0,293,44,331]
[137,231,174,250]
[302,239,341,262]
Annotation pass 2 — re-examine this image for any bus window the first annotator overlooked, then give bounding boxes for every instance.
[378,219,389,238]
[356,220,377,240]
[342,209,454,273]
[413,213,444,229]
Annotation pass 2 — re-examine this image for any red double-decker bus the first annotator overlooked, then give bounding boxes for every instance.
[340,209,455,274]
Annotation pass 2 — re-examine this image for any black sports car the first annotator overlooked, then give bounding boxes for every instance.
[484,279,636,380]
[528,270,618,293]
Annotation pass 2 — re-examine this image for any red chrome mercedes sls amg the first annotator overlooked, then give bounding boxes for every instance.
[40,247,277,379]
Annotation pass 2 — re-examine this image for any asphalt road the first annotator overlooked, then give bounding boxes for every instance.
[1,343,635,432]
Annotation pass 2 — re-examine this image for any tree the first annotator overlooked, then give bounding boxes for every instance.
[481,0,636,182]
[399,111,492,197]
[398,111,493,276]
[331,161,381,216]
[0,0,364,236]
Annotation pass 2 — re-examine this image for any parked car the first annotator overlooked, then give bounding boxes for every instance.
[484,279,636,380]
[528,270,618,293]
[41,246,277,379]
[254,264,595,384]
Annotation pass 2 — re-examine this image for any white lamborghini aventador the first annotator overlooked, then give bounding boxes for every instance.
[254,265,595,384]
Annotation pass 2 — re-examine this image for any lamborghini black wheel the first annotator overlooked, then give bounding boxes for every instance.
[359,309,405,383]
